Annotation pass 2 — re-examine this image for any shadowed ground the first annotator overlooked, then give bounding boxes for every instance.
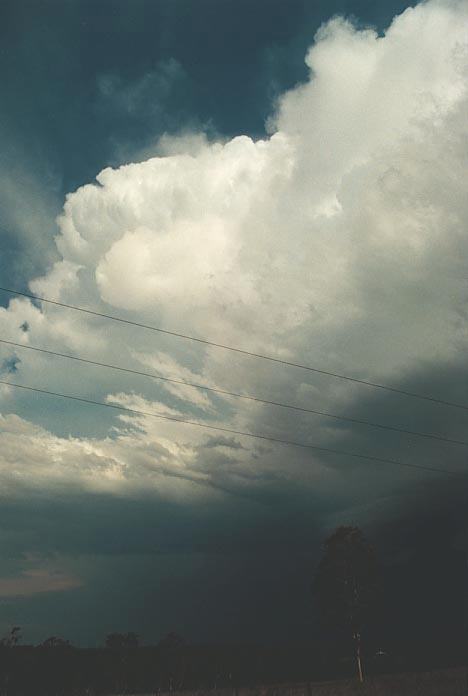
[149,667,467,696]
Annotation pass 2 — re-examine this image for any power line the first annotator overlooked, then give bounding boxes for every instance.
[2,337,468,449]
[1,286,466,412]
[0,378,460,476]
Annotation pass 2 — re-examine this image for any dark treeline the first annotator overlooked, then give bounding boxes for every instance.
[0,635,464,696]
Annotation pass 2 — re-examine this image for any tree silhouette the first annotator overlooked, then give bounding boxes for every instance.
[38,636,72,648]
[0,626,21,647]
[313,526,380,682]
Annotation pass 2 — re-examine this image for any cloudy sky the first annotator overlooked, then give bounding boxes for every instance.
[0,0,467,647]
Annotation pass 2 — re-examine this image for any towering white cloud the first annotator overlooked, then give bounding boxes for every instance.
[1,0,468,507]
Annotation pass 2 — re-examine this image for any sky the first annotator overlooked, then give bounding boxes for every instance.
[0,0,467,647]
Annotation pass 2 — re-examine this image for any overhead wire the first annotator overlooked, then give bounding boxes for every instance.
[1,286,467,412]
[1,337,468,448]
[0,378,460,476]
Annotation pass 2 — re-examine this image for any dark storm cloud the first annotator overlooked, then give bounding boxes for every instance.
[0,486,326,644]
[1,0,464,649]
[317,356,468,480]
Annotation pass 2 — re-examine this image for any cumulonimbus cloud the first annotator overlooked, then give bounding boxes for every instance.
[0,0,467,511]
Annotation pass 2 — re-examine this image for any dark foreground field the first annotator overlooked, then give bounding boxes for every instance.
[151,667,467,696]
[1,644,465,694]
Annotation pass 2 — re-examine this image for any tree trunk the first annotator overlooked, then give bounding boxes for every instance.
[353,632,364,683]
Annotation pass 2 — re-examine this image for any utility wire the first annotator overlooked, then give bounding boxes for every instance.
[0,378,459,476]
[1,286,466,412]
[2,337,468,449]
